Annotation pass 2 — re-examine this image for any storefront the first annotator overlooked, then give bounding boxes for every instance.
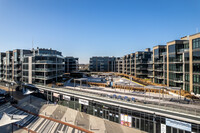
[40,90,200,133]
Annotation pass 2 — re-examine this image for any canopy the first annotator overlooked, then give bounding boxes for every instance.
[23,89,34,95]
[0,113,27,126]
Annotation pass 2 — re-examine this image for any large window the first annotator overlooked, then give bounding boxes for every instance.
[184,52,189,61]
[14,52,17,62]
[193,63,200,73]
[185,64,189,72]
[169,54,176,62]
[168,45,175,53]
[193,86,200,94]
[193,51,200,61]
[185,74,190,82]
[185,84,190,92]
[192,38,200,49]
[154,49,159,56]
[193,74,200,83]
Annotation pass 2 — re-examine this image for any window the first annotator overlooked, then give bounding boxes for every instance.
[185,74,189,82]
[14,52,17,62]
[193,64,200,73]
[184,52,189,61]
[185,84,190,92]
[168,45,175,53]
[185,64,189,72]
[154,49,159,56]
[193,86,200,94]
[193,74,200,83]
[193,51,200,61]
[193,38,200,49]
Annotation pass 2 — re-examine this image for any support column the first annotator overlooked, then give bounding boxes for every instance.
[51,91,53,102]
[118,106,121,124]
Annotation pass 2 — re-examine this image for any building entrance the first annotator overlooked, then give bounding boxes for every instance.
[103,109,109,120]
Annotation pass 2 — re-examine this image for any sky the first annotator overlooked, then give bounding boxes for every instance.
[0,0,200,63]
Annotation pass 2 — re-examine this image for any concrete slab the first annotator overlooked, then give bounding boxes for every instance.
[104,120,124,133]
[89,115,106,133]
[61,107,78,125]
[40,104,58,116]
[75,112,90,130]
[51,105,67,120]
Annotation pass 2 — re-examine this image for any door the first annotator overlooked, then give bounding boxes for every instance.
[103,109,109,120]
[136,118,140,129]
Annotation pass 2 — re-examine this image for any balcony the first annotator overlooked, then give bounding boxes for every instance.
[147,68,153,71]
[177,49,189,53]
[14,74,21,77]
[35,60,57,64]
[169,59,183,63]
[136,67,147,70]
[154,60,163,64]
[174,78,183,83]
[34,75,56,80]
[35,68,56,72]
[147,61,153,64]
[136,61,147,64]
[14,61,21,64]
[169,69,183,73]
[154,68,163,72]
[136,72,148,75]
[155,76,164,79]
[148,74,154,78]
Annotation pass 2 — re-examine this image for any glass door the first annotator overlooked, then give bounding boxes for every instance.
[136,118,140,129]
[103,109,109,120]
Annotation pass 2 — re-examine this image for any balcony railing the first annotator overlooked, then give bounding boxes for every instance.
[169,59,183,63]
[177,49,189,53]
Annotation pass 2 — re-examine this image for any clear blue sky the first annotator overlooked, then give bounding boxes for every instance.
[0,0,200,63]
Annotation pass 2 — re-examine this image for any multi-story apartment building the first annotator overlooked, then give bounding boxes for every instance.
[115,57,123,73]
[121,53,135,75]
[89,56,116,72]
[0,52,6,81]
[89,33,200,95]
[115,48,152,79]
[180,33,200,94]
[0,48,65,86]
[151,33,200,95]
[153,45,166,84]
[12,49,32,83]
[135,48,152,78]
[147,54,153,81]
[166,40,189,90]
[4,51,13,82]
[64,57,79,73]
[22,48,65,85]
[120,53,135,76]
